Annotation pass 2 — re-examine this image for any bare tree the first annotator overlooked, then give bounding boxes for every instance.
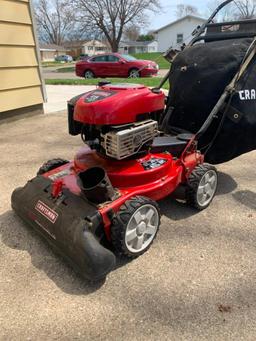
[123,25,141,41]
[233,0,256,18]
[207,0,256,21]
[34,0,83,45]
[176,4,199,18]
[73,0,161,52]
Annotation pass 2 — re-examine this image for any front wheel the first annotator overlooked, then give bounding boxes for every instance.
[37,158,69,175]
[111,196,160,258]
[84,70,95,79]
[186,164,218,210]
[129,68,140,78]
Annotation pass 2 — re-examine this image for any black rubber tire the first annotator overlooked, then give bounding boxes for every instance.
[186,163,218,210]
[37,158,69,175]
[84,70,95,79]
[129,68,140,78]
[111,196,160,259]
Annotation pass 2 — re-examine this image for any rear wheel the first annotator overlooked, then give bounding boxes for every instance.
[84,70,95,79]
[129,68,140,78]
[186,164,218,210]
[37,158,69,175]
[111,196,160,258]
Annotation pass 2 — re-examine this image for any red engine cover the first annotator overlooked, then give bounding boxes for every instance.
[74,83,165,125]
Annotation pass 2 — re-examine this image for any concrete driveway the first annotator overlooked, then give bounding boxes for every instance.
[43,84,168,114]
[44,85,96,114]
[0,111,256,340]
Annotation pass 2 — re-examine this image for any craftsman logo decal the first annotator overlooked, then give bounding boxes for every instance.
[84,90,115,103]
[35,201,58,224]
[239,89,256,101]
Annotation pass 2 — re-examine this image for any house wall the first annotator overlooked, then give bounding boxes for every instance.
[83,44,108,56]
[40,49,67,62]
[0,0,45,115]
[156,17,205,52]
[68,47,83,58]
[147,41,158,52]
[119,41,158,54]
[40,50,56,62]
[118,46,127,54]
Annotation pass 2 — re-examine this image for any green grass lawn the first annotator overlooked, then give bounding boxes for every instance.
[131,52,170,69]
[45,77,169,90]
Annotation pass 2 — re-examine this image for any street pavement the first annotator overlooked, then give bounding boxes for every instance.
[0,108,256,340]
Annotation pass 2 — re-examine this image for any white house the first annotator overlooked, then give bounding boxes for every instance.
[40,44,67,62]
[154,15,206,52]
[83,40,109,56]
[119,40,158,54]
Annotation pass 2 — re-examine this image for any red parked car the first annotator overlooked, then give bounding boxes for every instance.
[75,53,159,78]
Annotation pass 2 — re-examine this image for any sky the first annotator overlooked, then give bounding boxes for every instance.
[149,0,210,30]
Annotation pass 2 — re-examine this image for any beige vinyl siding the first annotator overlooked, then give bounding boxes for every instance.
[0,46,38,67]
[0,22,35,45]
[0,0,44,114]
[0,1,31,24]
[0,67,41,91]
[0,86,43,112]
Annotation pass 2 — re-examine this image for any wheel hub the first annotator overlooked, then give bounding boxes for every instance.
[197,170,217,207]
[136,221,147,235]
[125,204,159,253]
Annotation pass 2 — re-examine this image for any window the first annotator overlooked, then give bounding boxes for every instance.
[91,55,107,62]
[121,54,137,61]
[88,46,94,51]
[177,33,184,44]
[96,46,105,51]
[107,55,120,62]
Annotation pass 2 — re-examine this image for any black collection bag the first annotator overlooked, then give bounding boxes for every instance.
[166,38,256,164]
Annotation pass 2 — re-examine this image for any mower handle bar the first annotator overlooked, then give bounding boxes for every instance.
[189,0,234,46]
[156,0,235,90]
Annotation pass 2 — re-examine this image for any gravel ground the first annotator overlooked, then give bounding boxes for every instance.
[0,111,255,340]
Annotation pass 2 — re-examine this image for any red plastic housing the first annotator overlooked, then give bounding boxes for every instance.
[74,84,165,125]
[43,146,203,239]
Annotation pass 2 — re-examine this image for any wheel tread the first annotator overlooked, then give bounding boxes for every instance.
[37,158,69,175]
[186,163,217,210]
[111,196,160,259]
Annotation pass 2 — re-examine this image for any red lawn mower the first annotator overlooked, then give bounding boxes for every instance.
[12,0,256,280]
[12,82,214,280]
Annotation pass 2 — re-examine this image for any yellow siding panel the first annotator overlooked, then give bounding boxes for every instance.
[0,86,43,112]
[0,46,38,67]
[0,0,31,24]
[0,67,41,91]
[0,0,45,113]
[0,22,35,46]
